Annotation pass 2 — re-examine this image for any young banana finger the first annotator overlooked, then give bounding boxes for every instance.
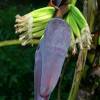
[32,30,45,38]
[70,28,77,54]
[69,4,87,29]
[67,12,81,38]
[32,23,47,33]
[28,7,55,18]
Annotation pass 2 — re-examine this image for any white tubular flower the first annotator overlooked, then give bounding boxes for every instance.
[81,25,92,49]
[15,14,33,35]
[15,14,34,45]
[75,25,92,50]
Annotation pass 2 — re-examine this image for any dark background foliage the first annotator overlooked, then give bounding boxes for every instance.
[0,0,100,100]
[0,0,42,99]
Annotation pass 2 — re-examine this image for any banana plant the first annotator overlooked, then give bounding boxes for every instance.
[0,1,99,99]
[14,0,92,100]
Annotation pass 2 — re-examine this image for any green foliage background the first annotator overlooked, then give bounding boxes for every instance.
[0,2,35,99]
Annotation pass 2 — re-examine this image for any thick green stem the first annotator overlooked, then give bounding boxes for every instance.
[0,39,39,47]
[87,0,97,31]
[68,49,87,100]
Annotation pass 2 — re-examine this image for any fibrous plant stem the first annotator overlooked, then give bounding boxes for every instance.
[0,39,39,47]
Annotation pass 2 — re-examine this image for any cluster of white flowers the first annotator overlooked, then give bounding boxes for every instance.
[15,14,34,45]
[75,25,92,50]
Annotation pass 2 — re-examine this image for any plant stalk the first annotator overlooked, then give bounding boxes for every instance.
[0,39,39,47]
[68,49,87,100]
